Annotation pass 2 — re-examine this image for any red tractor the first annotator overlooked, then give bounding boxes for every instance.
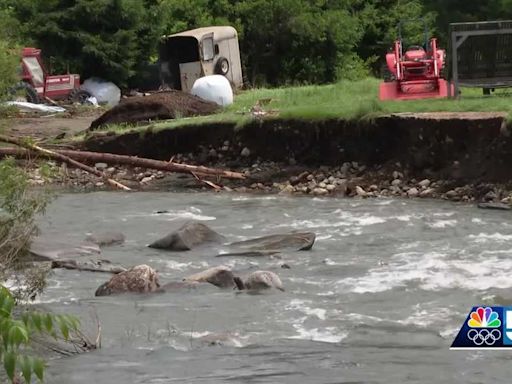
[379,23,453,100]
[11,47,91,104]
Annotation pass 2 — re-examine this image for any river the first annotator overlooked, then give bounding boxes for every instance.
[36,192,512,383]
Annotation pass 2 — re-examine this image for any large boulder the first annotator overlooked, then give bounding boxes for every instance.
[148,222,226,251]
[29,238,101,262]
[234,271,285,292]
[228,232,315,252]
[85,232,125,247]
[51,259,126,274]
[216,250,280,258]
[160,281,201,291]
[95,264,160,296]
[183,265,235,288]
[477,202,512,211]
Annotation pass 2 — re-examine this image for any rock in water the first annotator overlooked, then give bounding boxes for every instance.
[183,266,235,288]
[234,271,284,292]
[85,232,125,247]
[29,239,100,261]
[95,264,160,296]
[51,259,126,274]
[228,232,315,252]
[160,281,200,291]
[148,221,226,251]
[215,250,280,258]
[477,202,512,211]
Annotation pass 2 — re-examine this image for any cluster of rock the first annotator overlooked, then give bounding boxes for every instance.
[29,221,316,297]
[95,264,285,297]
[95,221,310,296]
[26,161,169,190]
[273,166,439,198]
[22,147,512,208]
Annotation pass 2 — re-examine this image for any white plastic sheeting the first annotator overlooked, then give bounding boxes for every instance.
[81,78,121,106]
[5,101,66,113]
[191,75,233,106]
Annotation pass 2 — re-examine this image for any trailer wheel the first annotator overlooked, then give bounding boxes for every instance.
[9,81,40,104]
[215,57,230,75]
[69,88,93,104]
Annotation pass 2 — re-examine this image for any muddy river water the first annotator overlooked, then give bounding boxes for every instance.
[36,192,512,383]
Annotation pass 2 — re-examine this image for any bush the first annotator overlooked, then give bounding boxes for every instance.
[0,285,79,383]
[0,39,20,99]
[0,159,83,383]
[0,157,50,300]
[9,0,165,87]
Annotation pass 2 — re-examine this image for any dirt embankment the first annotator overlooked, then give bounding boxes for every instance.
[88,91,219,130]
[71,111,512,203]
[7,111,512,203]
[83,112,510,181]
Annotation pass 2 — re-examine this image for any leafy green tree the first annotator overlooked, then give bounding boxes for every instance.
[160,0,366,85]
[0,157,50,299]
[0,39,19,99]
[422,0,512,44]
[0,285,79,383]
[0,158,84,383]
[0,2,22,99]
[357,0,436,73]
[8,0,165,86]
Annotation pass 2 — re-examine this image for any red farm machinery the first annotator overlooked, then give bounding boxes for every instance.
[379,22,453,100]
[12,47,91,104]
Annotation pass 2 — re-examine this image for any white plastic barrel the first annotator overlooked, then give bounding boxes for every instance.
[191,75,233,106]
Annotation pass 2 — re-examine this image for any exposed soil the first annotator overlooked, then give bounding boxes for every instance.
[2,103,104,142]
[5,111,512,206]
[83,112,511,182]
[4,115,100,141]
[88,91,219,130]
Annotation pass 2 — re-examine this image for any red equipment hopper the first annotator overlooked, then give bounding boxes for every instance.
[379,38,454,100]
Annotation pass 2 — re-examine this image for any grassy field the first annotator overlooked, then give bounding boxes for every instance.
[98,77,512,134]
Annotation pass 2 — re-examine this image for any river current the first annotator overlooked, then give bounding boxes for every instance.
[36,192,512,383]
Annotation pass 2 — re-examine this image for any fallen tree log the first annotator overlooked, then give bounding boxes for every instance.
[0,135,132,191]
[0,146,245,180]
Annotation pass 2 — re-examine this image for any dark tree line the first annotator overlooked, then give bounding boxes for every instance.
[0,0,509,87]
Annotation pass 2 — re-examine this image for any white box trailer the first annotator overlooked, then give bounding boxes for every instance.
[159,26,243,92]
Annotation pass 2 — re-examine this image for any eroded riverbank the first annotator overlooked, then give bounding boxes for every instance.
[14,112,512,205]
[5,112,512,206]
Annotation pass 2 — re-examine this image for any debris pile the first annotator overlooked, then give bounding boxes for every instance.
[89,90,219,130]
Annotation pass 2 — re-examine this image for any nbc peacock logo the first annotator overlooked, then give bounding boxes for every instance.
[451,306,507,349]
[467,307,501,328]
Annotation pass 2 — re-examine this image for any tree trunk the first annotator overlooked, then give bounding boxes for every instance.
[0,146,245,180]
[0,135,132,191]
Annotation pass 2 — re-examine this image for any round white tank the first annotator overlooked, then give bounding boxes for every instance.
[191,75,233,106]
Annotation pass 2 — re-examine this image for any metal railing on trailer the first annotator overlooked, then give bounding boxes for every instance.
[449,21,512,97]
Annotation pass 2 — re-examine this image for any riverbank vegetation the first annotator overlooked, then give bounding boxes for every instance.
[0,159,84,383]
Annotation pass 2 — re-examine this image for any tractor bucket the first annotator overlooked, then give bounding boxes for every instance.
[379,79,454,101]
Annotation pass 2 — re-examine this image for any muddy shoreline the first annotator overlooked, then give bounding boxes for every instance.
[11,112,512,206]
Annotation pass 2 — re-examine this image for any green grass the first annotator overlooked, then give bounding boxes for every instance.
[93,78,512,135]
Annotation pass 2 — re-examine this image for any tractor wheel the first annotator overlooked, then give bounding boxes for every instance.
[9,81,40,104]
[69,88,93,104]
[214,57,230,76]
